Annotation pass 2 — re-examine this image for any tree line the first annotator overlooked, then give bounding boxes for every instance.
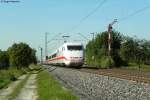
[85,31,150,68]
[0,42,37,69]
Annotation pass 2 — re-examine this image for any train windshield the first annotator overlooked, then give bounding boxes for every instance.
[67,45,83,51]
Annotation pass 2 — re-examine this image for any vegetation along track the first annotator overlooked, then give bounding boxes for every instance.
[76,67,150,84]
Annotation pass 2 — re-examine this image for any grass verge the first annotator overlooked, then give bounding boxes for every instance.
[7,74,30,100]
[37,70,77,100]
[0,68,26,89]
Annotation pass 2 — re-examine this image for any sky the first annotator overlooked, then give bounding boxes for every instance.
[0,0,150,59]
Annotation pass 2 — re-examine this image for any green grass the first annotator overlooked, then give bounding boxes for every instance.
[37,70,77,100]
[7,74,30,100]
[0,68,25,89]
[122,63,150,72]
[0,78,10,89]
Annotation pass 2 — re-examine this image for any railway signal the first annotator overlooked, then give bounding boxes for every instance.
[108,19,117,56]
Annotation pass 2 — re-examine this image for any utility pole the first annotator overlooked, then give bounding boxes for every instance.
[39,47,43,64]
[108,19,117,56]
[90,33,95,40]
[45,32,48,60]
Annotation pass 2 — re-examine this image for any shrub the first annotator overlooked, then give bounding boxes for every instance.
[144,61,150,65]
[0,79,10,89]
[9,74,17,81]
[100,56,114,68]
[0,70,11,89]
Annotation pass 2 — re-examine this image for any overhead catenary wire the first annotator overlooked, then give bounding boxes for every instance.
[48,0,108,43]
[51,33,63,40]
[77,33,89,40]
[70,0,108,32]
[119,4,150,22]
[49,2,150,43]
[67,0,108,40]
[46,33,63,44]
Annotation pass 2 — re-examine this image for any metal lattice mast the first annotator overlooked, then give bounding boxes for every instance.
[45,32,48,60]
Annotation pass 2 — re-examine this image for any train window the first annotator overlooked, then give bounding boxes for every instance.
[67,45,83,50]
[52,53,56,58]
[48,56,51,59]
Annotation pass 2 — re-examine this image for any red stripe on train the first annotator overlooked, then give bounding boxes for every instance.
[47,56,68,62]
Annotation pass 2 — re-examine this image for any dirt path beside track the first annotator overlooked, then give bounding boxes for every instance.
[0,75,27,100]
[14,74,38,100]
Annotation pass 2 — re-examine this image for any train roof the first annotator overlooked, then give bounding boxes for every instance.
[48,42,83,56]
[63,42,83,46]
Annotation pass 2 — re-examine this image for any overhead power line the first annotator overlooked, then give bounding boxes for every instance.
[77,33,89,40]
[48,0,107,43]
[119,4,150,22]
[70,0,107,32]
[47,33,63,44]
[68,0,107,40]
[52,33,63,39]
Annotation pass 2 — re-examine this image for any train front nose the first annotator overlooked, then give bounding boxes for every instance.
[69,56,84,66]
[70,57,83,62]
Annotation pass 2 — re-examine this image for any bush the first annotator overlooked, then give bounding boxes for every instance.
[100,56,114,68]
[0,70,11,89]
[144,61,150,65]
[113,54,124,67]
[9,74,17,81]
[8,67,24,79]
[0,79,10,89]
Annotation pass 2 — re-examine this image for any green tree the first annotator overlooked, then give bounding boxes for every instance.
[31,49,37,64]
[139,40,150,64]
[120,37,150,66]
[86,31,122,68]
[8,43,37,68]
[120,37,137,64]
[0,50,9,69]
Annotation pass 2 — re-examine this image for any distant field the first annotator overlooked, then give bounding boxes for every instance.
[37,70,77,100]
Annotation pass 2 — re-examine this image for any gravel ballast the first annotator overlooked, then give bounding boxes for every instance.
[46,66,150,100]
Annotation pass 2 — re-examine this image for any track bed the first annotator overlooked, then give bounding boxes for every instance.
[79,67,150,84]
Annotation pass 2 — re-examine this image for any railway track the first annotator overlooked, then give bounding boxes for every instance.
[78,67,150,84]
[43,65,150,84]
[43,65,150,99]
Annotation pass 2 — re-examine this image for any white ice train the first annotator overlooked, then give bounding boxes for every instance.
[45,42,84,67]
